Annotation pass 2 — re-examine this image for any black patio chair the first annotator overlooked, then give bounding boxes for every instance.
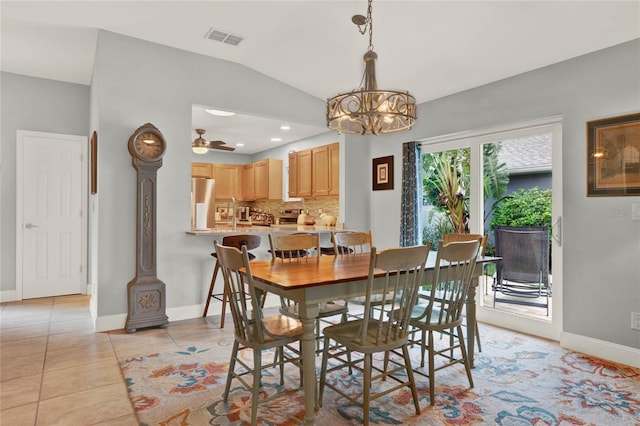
[493,225,551,315]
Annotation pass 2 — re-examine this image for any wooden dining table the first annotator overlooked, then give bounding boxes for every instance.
[246,252,499,426]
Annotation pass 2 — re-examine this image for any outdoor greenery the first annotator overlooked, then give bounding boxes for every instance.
[490,187,552,228]
[422,143,509,247]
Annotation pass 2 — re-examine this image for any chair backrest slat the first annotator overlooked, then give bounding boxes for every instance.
[416,240,480,328]
[215,242,267,343]
[359,244,431,345]
[332,230,372,255]
[269,232,320,262]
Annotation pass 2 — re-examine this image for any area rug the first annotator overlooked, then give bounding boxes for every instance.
[120,324,640,425]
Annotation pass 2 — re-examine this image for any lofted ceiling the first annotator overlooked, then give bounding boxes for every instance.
[3,1,639,154]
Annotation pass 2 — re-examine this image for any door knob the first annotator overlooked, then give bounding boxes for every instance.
[25,223,39,229]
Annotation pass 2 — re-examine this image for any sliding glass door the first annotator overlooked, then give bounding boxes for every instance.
[420,117,562,340]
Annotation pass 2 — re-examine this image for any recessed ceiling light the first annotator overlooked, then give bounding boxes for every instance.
[270,137,282,142]
[205,108,236,117]
[280,125,291,130]
[235,143,244,147]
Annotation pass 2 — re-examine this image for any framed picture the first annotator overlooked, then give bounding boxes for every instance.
[372,155,394,191]
[90,130,97,194]
[587,113,640,196]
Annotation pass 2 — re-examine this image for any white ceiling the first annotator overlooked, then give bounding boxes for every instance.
[3,1,639,154]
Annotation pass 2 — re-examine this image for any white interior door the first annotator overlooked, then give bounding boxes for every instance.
[17,131,87,299]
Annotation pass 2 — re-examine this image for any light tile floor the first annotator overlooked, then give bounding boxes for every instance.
[0,295,225,426]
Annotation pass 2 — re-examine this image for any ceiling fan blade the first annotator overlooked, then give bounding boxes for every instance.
[206,140,236,151]
[209,145,236,151]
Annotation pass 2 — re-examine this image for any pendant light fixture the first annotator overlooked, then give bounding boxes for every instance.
[326,0,416,135]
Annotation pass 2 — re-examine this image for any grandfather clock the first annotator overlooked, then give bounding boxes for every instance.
[125,123,169,333]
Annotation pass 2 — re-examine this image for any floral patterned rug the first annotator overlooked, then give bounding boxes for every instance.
[120,323,640,425]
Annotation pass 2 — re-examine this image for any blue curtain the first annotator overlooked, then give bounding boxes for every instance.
[400,141,422,246]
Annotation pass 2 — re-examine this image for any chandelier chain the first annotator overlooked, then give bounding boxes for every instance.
[367,0,374,51]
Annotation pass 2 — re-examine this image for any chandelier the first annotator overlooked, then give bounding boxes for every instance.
[326,0,416,135]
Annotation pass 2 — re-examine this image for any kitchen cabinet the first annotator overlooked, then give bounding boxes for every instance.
[312,142,339,196]
[288,149,312,198]
[212,164,243,200]
[243,158,282,200]
[328,142,339,196]
[192,162,213,178]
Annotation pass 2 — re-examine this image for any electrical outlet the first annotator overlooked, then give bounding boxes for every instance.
[318,208,323,214]
[631,312,640,331]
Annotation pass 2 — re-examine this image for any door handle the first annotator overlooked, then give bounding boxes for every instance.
[25,223,39,229]
[551,216,562,247]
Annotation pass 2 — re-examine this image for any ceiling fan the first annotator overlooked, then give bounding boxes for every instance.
[192,128,236,153]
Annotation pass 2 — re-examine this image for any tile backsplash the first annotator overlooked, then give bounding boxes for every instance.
[252,196,339,219]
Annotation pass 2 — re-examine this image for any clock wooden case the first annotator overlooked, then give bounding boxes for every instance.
[125,122,169,333]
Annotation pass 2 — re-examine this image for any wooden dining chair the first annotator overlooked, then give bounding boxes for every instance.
[407,239,480,406]
[202,234,261,328]
[332,230,390,319]
[441,232,488,351]
[214,241,303,426]
[268,232,348,353]
[318,244,431,425]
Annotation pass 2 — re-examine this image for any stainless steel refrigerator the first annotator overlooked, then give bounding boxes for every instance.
[191,178,216,230]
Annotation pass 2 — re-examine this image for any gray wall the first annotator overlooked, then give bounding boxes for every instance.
[1,72,90,293]
[363,39,640,349]
[91,31,327,317]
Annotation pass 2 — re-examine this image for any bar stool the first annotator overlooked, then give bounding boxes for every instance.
[202,234,261,328]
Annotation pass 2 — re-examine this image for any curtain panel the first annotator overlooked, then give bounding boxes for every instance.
[400,141,422,247]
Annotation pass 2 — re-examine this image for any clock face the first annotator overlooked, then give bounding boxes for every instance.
[133,131,165,160]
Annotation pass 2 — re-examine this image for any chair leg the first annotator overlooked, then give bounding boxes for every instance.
[202,261,220,317]
[428,330,436,406]
[363,353,372,426]
[475,320,482,352]
[457,325,474,389]
[251,350,261,426]
[223,340,239,401]
[318,336,331,407]
[401,345,421,415]
[220,283,228,329]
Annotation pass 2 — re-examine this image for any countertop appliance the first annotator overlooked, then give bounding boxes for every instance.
[278,209,300,224]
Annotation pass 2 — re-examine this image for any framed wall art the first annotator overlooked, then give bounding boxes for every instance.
[587,113,640,196]
[372,155,394,191]
[90,130,97,194]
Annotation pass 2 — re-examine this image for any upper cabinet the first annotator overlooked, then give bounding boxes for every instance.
[212,164,243,200]
[192,162,213,178]
[289,142,339,198]
[192,162,243,200]
[288,149,312,198]
[243,158,283,200]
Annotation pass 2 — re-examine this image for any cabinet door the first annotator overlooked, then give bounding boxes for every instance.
[192,162,212,178]
[254,160,269,199]
[297,150,312,197]
[329,142,339,195]
[288,152,298,198]
[312,146,330,196]
[242,164,255,200]
[212,164,240,200]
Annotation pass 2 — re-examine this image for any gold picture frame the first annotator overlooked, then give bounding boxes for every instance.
[372,155,394,191]
[90,130,97,194]
[587,113,640,196]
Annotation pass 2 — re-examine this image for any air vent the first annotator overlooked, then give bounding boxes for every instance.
[204,28,244,46]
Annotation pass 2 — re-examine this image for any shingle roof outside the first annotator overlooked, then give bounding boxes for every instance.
[498,134,552,174]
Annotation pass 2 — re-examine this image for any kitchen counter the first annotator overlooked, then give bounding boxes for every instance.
[186,223,344,235]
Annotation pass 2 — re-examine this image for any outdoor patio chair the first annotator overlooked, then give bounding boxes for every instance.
[493,225,551,316]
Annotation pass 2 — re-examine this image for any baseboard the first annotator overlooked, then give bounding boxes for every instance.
[561,331,640,368]
[0,290,17,303]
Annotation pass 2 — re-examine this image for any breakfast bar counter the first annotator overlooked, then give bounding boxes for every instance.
[186,223,342,235]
